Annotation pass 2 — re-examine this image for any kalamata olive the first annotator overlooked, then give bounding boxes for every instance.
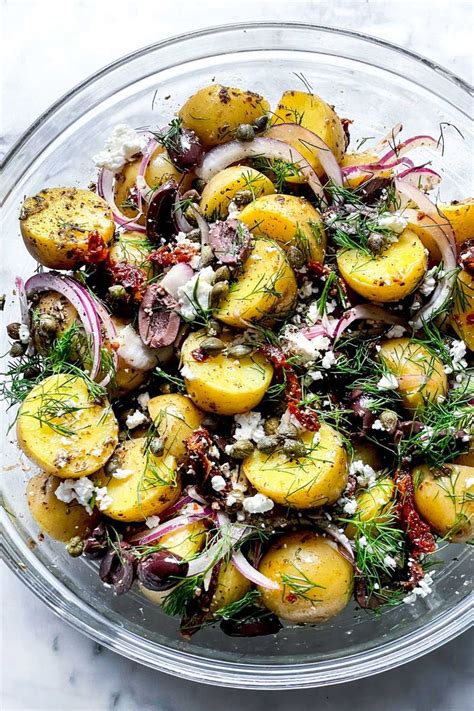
[83,523,108,559]
[220,609,282,637]
[137,550,188,591]
[6,322,21,340]
[208,219,252,266]
[99,543,136,595]
[138,283,181,348]
[146,180,178,243]
[167,128,203,172]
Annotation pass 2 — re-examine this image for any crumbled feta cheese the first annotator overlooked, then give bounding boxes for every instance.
[342,498,358,515]
[308,370,323,381]
[444,339,468,374]
[371,419,385,431]
[55,477,96,514]
[283,328,331,363]
[18,324,30,344]
[298,280,314,299]
[321,350,336,369]
[180,364,195,381]
[377,373,398,390]
[358,535,368,547]
[54,449,70,469]
[145,515,161,528]
[385,324,406,338]
[211,475,226,492]
[377,212,408,234]
[93,124,147,172]
[384,554,397,570]
[177,266,215,320]
[349,460,377,488]
[125,409,147,430]
[137,392,150,409]
[403,573,434,604]
[234,411,265,443]
[112,468,133,480]
[94,486,113,512]
[419,267,438,297]
[242,493,274,514]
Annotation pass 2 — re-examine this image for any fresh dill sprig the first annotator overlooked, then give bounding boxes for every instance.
[152,118,183,153]
[252,156,303,192]
[154,366,186,392]
[212,590,261,620]
[161,575,205,617]
[280,564,326,601]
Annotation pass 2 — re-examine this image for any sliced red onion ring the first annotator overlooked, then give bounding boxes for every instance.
[196,137,325,201]
[25,272,102,380]
[378,135,440,166]
[15,277,30,328]
[160,495,198,520]
[312,518,355,563]
[373,122,403,154]
[97,167,146,233]
[173,191,194,234]
[231,549,280,591]
[341,156,414,177]
[303,323,330,340]
[187,486,208,505]
[332,304,407,342]
[160,263,194,300]
[396,166,441,191]
[129,513,209,546]
[266,123,342,185]
[189,204,210,248]
[136,138,159,212]
[92,299,119,386]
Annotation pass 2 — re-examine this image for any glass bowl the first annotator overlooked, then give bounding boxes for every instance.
[1,22,473,690]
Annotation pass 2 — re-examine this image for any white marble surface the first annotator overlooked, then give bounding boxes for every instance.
[1,0,473,709]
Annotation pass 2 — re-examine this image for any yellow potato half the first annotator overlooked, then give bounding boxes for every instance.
[413,464,474,542]
[337,229,427,302]
[20,188,115,269]
[345,478,395,539]
[239,194,326,263]
[242,424,348,508]
[200,166,274,219]
[97,437,181,522]
[258,531,354,623]
[210,561,252,614]
[180,329,273,415]
[17,374,118,478]
[179,84,270,146]
[147,393,204,462]
[450,269,474,351]
[215,239,297,327]
[378,338,448,411]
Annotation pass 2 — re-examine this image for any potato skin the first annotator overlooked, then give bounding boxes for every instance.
[239,194,326,263]
[20,188,115,269]
[17,374,118,478]
[272,90,346,177]
[96,437,181,522]
[181,329,273,415]
[258,532,354,623]
[242,424,348,509]
[215,239,297,327]
[26,473,99,542]
[200,166,275,219]
[337,229,427,302]
[450,269,474,351]
[413,464,474,542]
[209,561,252,614]
[147,393,204,461]
[378,338,447,411]
[179,84,270,146]
[345,478,395,539]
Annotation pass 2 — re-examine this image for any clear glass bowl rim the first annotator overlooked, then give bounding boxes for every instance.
[1,21,473,690]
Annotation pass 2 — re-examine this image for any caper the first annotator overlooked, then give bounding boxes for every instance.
[66,536,84,558]
[149,437,165,456]
[286,246,306,269]
[228,439,255,459]
[236,123,255,142]
[367,234,385,254]
[210,281,229,307]
[257,435,281,454]
[214,265,231,283]
[226,344,253,358]
[10,341,26,357]
[206,319,222,337]
[263,417,280,436]
[277,421,299,439]
[23,365,41,379]
[253,115,269,132]
[379,409,399,433]
[38,313,58,335]
[200,337,226,354]
[233,189,253,207]
[200,245,214,267]
[6,322,21,340]
[108,284,127,300]
[187,228,202,243]
[282,439,307,459]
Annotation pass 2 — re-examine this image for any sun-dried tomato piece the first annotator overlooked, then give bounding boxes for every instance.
[84,230,109,263]
[149,242,197,267]
[395,469,436,557]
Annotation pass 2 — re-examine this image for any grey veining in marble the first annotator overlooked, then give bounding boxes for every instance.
[1,1,473,709]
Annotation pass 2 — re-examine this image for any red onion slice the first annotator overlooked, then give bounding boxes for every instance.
[15,276,30,328]
[231,549,280,591]
[25,272,102,380]
[129,513,209,546]
[196,137,325,201]
[373,122,403,154]
[265,123,343,185]
[341,156,414,178]
[312,518,355,564]
[92,299,119,386]
[378,135,439,166]
[97,167,146,233]
[136,138,159,211]
[396,166,442,191]
[332,304,407,342]
[159,263,194,300]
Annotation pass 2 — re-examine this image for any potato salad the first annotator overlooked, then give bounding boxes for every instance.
[4,83,473,638]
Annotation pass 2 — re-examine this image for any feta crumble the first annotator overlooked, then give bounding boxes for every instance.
[92,124,148,172]
[321,350,336,369]
[377,373,398,390]
[18,324,31,344]
[242,493,274,514]
[234,411,265,443]
[177,266,215,320]
[377,212,408,234]
[180,364,195,381]
[349,460,377,488]
[55,477,111,514]
[145,515,161,529]
[419,266,438,297]
[444,339,468,375]
[137,392,150,409]
[283,328,331,364]
[403,573,434,604]
[383,554,397,570]
[342,498,357,515]
[211,475,226,492]
[94,487,113,512]
[385,324,406,339]
[125,409,148,430]
[112,468,133,480]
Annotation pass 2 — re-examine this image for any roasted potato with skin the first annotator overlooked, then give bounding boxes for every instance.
[179,84,270,146]
[147,393,204,462]
[181,329,273,415]
[413,464,474,542]
[17,374,118,478]
[26,473,99,542]
[258,531,354,623]
[108,231,154,279]
[337,229,427,302]
[20,188,115,269]
[345,478,395,539]
[215,239,297,327]
[96,437,181,522]
[271,90,347,178]
[239,194,326,263]
[200,166,275,219]
[242,424,348,508]
[209,561,252,614]
[450,268,474,351]
[406,199,474,261]
[31,290,79,355]
[378,338,448,411]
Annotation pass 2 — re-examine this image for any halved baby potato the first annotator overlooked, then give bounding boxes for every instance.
[147,393,204,462]
[377,338,448,411]
[450,268,474,351]
[26,473,99,542]
[180,329,273,415]
[271,90,347,178]
[239,194,326,263]
[179,84,270,146]
[20,188,115,269]
[337,228,427,302]
[96,437,181,522]
[242,423,348,509]
[258,531,354,623]
[345,477,395,539]
[108,230,154,279]
[200,166,274,219]
[17,374,118,478]
[215,239,297,327]
[413,463,474,542]
[209,561,252,614]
